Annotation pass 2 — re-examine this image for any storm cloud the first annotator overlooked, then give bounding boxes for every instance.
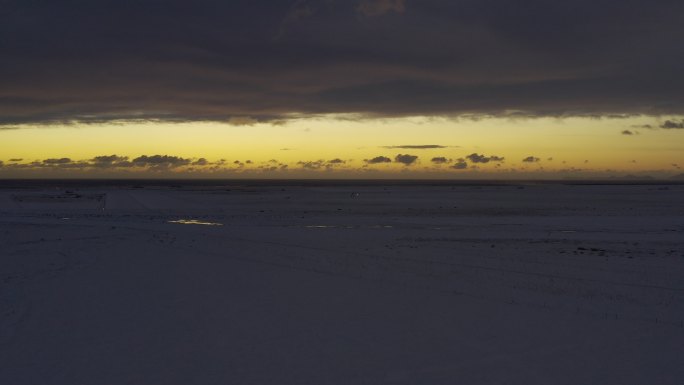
[2,0,684,126]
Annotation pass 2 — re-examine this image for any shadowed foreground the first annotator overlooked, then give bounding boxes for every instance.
[1,183,683,384]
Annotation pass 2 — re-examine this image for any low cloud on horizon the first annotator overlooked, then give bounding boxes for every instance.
[1,153,680,179]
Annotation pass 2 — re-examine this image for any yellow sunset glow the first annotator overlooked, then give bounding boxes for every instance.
[1,115,683,178]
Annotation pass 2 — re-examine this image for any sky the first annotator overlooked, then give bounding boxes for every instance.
[1,0,683,179]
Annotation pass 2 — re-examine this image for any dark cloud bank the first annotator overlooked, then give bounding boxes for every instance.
[2,0,684,126]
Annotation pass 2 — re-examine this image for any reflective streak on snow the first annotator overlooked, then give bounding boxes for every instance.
[168,219,223,226]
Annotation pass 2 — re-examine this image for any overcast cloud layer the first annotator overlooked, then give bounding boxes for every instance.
[2,0,684,126]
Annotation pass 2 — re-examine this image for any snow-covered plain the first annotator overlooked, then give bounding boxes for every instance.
[1,182,683,384]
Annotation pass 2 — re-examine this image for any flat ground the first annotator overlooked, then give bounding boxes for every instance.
[1,182,683,384]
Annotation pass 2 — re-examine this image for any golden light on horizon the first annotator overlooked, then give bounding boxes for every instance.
[1,115,683,178]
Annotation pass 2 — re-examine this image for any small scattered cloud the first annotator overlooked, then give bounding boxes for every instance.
[132,155,191,168]
[357,0,405,16]
[91,155,132,168]
[522,156,540,163]
[92,155,127,163]
[660,120,684,129]
[465,153,505,164]
[451,159,468,169]
[192,158,209,166]
[43,158,72,165]
[295,158,349,170]
[383,145,447,150]
[9,158,23,162]
[297,160,325,170]
[621,130,634,135]
[631,124,653,129]
[365,156,392,164]
[394,154,418,166]
[431,157,450,164]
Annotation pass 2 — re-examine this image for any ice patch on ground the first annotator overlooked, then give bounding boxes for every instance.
[168,219,223,226]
